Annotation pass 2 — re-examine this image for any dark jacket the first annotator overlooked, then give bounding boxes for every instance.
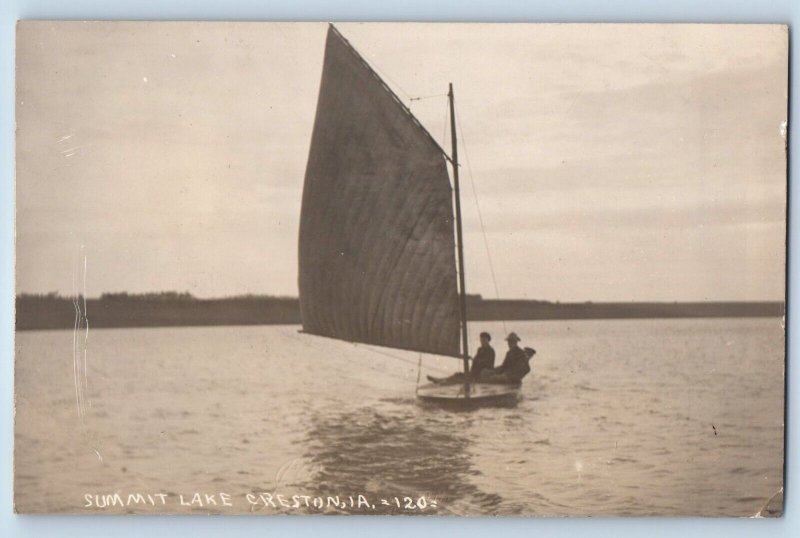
[470,345,495,377]
[496,345,530,382]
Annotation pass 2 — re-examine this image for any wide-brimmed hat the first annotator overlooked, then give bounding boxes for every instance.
[505,332,521,342]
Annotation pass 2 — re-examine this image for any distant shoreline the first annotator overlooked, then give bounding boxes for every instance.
[14,293,784,331]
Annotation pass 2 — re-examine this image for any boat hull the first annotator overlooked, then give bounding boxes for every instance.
[416,382,521,409]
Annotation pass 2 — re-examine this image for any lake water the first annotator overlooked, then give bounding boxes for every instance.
[14,318,784,516]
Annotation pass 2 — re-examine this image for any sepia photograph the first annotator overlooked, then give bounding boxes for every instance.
[13,21,787,516]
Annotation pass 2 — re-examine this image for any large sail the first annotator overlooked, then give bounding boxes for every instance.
[298,25,461,357]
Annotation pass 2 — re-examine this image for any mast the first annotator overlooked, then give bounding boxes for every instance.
[448,83,470,378]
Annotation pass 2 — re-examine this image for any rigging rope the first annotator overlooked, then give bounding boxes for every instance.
[442,97,450,150]
[415,354,423,394]
[355,361,414,383]
[410,93,448,102]
[342,345,426,382]
[357,53,415,101]
[454,104,508,336]
[352,342,452,374]
[364,53,445,105]
[298,334,436,383]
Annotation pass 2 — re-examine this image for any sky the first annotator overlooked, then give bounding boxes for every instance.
[15,22,788,302]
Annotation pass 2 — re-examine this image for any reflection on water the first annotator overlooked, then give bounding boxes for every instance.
[300,402,505,514]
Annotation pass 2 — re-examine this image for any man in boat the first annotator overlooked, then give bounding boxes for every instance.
[470,332,496,377]
[426,332,495,385]
[476,333,535,384]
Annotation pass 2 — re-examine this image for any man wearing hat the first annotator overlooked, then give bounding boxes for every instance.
[487,332,534,384]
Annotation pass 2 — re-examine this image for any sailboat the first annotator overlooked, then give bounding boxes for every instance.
[298,24,521,408]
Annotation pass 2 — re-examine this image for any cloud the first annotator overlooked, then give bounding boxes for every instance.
[15,22,787,300]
